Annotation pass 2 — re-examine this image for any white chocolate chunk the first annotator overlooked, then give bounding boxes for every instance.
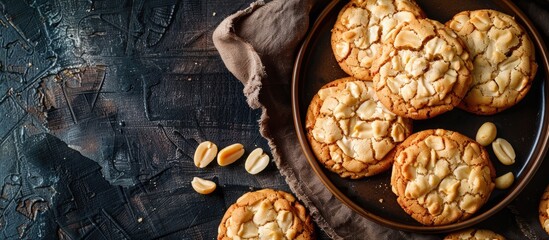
[341,7,369,29]
[258,222,284,240]
[253,200,277,225]
[239,221,259,238]
[276,210,293,233]
[312,117,342,143]
[395,29,422,49]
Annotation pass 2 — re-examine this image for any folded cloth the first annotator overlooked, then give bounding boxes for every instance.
[213,0,438,238]
[213,0,548,239]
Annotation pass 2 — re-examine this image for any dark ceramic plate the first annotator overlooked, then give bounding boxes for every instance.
[292,0,549,233]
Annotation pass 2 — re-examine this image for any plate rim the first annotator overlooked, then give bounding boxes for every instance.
[291,0,549,233]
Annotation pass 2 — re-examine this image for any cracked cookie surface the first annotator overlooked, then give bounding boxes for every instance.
[539,184,549,234]
[331,0,425,80]
[391,129,495,225]
[306,77,413,179]
[447,10,538,115]
[373,18,473,119]
[444,229,506,240]
[218,189,314,240]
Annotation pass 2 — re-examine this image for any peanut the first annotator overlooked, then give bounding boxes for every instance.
[476,122,497,146]
[191,177,216,194]
[217,143,245,166]
[492,138,516,165]
[193,141,218,168]
[495,172,514,189]
[245,148,270,175]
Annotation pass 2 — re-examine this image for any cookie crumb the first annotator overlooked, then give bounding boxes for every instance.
[137,217,143,223]
[379,198,384,203]
[212,12,216,16]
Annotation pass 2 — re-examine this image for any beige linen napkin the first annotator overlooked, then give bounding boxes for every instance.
[212,0,438,239]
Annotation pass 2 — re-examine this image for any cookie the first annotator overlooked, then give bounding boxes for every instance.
[306,77,413,179]
[217,189,314,240]
[391,129,495,225]
[444,229,506,240]
[373,18,473,119]
[331,0,425,80]
[447,10,538,115]
[539,184,549,234]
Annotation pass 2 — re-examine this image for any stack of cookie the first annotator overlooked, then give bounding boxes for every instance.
[306,0,538,227]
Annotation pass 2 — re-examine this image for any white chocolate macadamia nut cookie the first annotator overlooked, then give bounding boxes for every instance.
[539,184,549,234]
[447,10,538,115]
[306,77,413,179]
[373,18,473,119]
[444,229,506,240]
[217,189,314,240]
[391,129,495,225]
[331,0,425,80]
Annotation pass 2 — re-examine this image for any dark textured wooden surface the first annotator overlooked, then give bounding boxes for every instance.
[0,0,327,239]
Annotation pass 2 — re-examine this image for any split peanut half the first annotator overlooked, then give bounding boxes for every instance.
[495,172,514,190]
[492,138,516,165]
[245,148,270,175]
[191,177,217,194]
[218,143,245,166]
[194,141,218,168]
[476,122,497,146]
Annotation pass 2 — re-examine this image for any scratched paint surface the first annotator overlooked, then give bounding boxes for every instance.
[0,0,303,239]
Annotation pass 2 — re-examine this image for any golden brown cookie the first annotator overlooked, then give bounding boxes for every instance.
[217,189,314,240]
[331,0,425,80]
[391,129,495,225]
[306,77,413,179]
[539,184,549,234]
[447,10,538,115]
[444,229,506,240]
[373,18,473,120]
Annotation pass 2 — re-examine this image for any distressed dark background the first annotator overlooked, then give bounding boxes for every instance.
[0,0,299,238]
[0,0,548,239]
